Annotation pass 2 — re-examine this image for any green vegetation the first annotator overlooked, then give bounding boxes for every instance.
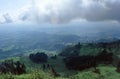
[0,64,119,79]
[0,41,120,79]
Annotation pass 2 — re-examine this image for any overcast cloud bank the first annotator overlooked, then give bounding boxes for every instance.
[0,0,120,24]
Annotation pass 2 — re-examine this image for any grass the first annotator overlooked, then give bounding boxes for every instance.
[68,66,120,79]
[1,55,120,79]
[1,44,120,79]
[80,45,102,56]
[0,65,119,79]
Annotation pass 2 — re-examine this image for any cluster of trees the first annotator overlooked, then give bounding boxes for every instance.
[59,42,81,57]
[42,63,60,77]
[0,60,26,75]
[29,52,48,63]
[64,56,97,70]
[60,42,114,71]
[51,55,57,60]
[116,61,120,73]
[63,49,113,71]
[96,49,113,64]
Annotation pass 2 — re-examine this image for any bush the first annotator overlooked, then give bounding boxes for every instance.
[59,42,81,57]
[51,55,57,60]
[63,49,113,71]
[0,59,26,75]
[64,56,97,70]
[29,52,48,63]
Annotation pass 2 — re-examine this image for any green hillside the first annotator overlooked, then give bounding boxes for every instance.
[0,56,120,79]
[0,41,120,79]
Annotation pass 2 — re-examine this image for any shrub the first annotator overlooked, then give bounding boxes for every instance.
[63,49,113,71]
[29,52,48,63]
[59,42,81,57]
[0,59,26,75]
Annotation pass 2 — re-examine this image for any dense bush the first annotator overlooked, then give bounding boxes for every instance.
[59,42,81,57]
[51,55,57,60]
[29,52,48,63]
[64,56,97,70]
[0,60,26,75]
[96,49,113,64]
[64,49,113,71]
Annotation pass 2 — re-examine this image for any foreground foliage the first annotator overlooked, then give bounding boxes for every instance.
[0,66,120,79]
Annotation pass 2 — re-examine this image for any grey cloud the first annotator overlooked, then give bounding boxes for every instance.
[19,0,120,24]
[3,13,13,23]
[81,0,120,22]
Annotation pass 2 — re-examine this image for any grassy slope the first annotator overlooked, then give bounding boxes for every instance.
[0,55,120,79]
[1,44,120,79]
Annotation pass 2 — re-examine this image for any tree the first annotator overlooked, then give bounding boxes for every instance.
[29,52,48,63]
[75,42,81,49]
[63,56,97,70]
[59,42,81,57]
[51,55,57,60]
[116,61,120,73]
[0,60,26,75]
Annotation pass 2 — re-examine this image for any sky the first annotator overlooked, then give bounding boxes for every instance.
[0,0,120,25]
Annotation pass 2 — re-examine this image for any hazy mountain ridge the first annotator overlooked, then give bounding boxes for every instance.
[0,24,120,59]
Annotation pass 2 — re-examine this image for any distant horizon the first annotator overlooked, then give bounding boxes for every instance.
[0,0,120,40]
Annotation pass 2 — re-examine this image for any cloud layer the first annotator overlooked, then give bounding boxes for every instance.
[0,0,120,24]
